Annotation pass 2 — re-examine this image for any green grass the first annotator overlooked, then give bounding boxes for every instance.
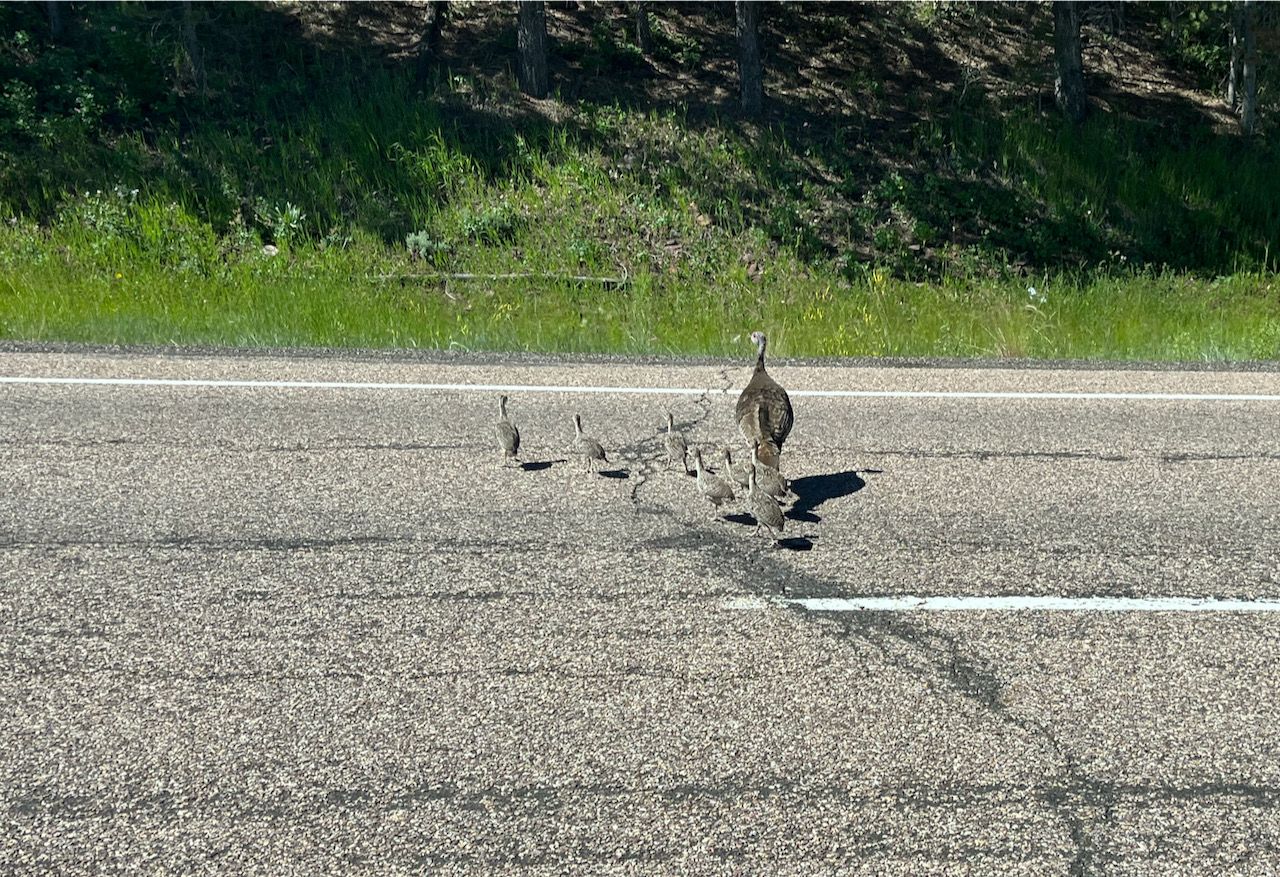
[2,2,1279,360]
[4,211,1278,359]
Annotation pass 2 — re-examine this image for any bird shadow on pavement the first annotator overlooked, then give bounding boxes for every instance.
[786,469,873,524]
[520,459,566,472]
[723,513,814,551]
[599,468,630,479]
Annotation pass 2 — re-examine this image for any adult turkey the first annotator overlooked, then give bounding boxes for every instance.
[735,331,793,470]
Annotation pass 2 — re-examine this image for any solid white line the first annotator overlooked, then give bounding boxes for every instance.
[788,595,1280,612]
[0,376,710,394]
[2,375,1280,402]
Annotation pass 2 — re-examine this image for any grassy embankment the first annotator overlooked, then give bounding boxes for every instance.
[2,2,1278,359]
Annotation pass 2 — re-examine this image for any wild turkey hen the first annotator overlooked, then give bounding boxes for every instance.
[735,331,793,470]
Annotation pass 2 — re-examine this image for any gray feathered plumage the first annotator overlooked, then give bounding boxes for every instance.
[692,448,735,511]
[721,447,751,489]
[751,441,792,500]
[573,413,608,472]
[748,465,785,542]
[495,395,520,466]
[663,412,689,474]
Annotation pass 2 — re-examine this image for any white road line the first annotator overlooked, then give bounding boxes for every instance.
[2,375,1280,402]
[786,595,1280,612]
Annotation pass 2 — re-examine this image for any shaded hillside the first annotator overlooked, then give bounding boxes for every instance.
[0,1,1276,280]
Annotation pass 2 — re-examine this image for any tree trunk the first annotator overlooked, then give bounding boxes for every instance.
[181,1,206,95]
[1052,1,1087,124]
[416,1,449,83]
[46,0,62,38]
[736,1,763,115]
[517,1,550,98]
[634,2,652,54]
[1228,2,1243,109]
[1240,0,1258,134]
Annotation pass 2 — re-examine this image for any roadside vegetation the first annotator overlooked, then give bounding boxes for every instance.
[2,2,1278,359]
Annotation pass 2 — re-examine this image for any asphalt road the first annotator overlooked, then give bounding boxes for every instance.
[3,347,1280,875]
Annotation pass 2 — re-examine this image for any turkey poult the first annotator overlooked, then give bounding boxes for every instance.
[751,441,792,501]
[748,466,785,543]
[572,413,608,472]
[735,331,793,471]
[495,395,520,467]
[692,448,735,513]
[663,412,689,474]
[720,447,751,489]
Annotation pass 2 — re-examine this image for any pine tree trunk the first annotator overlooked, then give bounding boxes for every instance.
[46,0,62,37]
[634,2,652,54]
[1240,0,1258,134]
[517,1,550,98]
[417,1,449,83]
[1228,2,1243,109]
[181,1,206,95]
[1052,1,1087,124]
[736,1,763,115]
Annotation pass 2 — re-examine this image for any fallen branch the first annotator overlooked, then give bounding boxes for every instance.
[368,271,630,288]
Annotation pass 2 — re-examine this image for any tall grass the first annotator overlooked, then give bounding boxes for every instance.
[4,213,1278,360]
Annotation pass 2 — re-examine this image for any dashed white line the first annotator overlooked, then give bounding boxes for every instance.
[782,595,1280,613]
[2,375,1280,402]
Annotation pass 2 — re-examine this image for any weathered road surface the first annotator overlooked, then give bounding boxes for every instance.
[3,347,1280,875]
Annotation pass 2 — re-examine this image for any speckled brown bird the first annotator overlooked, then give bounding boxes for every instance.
[573,413,608,472]
[663,412,689,474]
[495,395,520,467]
[692,447,735,513]
[751,441,792,501]
[721,447,751,489]
[748,465,785,544]
[735,331,793,471]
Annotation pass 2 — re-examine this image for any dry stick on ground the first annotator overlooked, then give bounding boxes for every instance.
[369,271,630,288]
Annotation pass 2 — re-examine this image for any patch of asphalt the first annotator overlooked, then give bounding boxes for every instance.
[3,339,1279,373]
[599,367,1114,872]
[7,353,1280,872]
